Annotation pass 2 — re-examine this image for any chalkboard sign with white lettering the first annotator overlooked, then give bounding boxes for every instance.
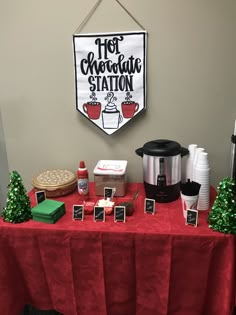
[114,206,126,222]
[94,206,105,222]
[35,191,46,204]
[73,205,84,221]
[144,198,155,214]
[186,209,198,227]
[104,187,115,199]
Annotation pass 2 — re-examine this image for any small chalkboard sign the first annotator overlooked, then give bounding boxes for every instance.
[114,206,126,222]
[144,198,155,215]
[104,187,116,199]
[186,209,198,227]
[73,205,84,221]
[35,191,46,204]
[94,206,105,222]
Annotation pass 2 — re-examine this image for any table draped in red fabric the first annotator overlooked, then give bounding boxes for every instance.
[0,183,235,315]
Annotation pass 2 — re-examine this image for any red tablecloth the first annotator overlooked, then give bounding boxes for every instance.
[0,183,235,315]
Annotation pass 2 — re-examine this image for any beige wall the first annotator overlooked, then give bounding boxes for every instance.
[0,0,235,191]
[0,110,9,211]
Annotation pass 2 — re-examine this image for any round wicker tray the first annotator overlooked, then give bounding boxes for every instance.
[32,169,77,198]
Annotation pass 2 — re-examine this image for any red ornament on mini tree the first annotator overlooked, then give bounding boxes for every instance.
[2,170,32,223]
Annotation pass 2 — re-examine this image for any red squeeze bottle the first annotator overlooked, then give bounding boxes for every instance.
[77,161,89,196]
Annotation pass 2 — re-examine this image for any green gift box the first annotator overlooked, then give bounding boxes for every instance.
[31,199,65,223]
[33,209,65,223]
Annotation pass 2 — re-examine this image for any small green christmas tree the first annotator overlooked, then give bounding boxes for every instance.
[2,170,32,223]
[208,177,236,234]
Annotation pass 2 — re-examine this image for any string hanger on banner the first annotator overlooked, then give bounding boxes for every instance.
[74,0,146,34]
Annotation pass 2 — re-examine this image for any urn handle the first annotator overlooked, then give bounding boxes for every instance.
[135,148,144,157]
[181,147,189,157]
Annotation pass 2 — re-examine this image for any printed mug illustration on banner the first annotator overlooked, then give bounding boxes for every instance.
[83,92,101,120]
[102,92,123,129]
[121,92,139,119]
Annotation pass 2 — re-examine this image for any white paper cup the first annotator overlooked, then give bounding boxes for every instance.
[193,148,205,181]
[186,144,198,180]
[197,201,210,210]
[193,148,205,167]
[181,193,199,219]
[197,152,209,166]
[195,164,210,171]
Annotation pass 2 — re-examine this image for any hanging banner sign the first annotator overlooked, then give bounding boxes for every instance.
[73,31,147,135]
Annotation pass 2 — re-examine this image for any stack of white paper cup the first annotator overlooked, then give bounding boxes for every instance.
[186,144,198,181]
[194,152,210,210]
[193,147,205,181]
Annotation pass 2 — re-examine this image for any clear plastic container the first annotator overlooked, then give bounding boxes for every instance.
[93,160,127,196]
